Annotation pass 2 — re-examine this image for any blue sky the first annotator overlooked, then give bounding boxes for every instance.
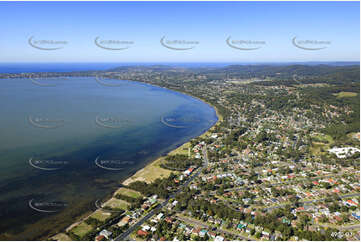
[0,1,359,63]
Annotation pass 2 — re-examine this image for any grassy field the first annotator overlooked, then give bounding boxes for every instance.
[122,157,175,185]
[333,91,358,98]
[310,133,334,155]
[71,222,93,238]
[115,187,142,198]
[310,142,328,156]
[169,142,190,156]
[296,83,331,88]
[103,198,129,210]
[312,133,334,144]
[348,132,360,140]
[90,209,111,221]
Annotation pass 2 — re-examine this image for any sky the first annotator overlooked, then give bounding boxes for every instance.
[0,1,359,63]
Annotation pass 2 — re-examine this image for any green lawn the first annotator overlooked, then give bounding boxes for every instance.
[169,142,191,156]
[348,132,360,140]
[103,198,129,210]
[71,222,93,238]
[115,187,142,199]
[310,133,334,155]
[90,209,112,221]
[123,157,175,185]
[333,92,358,98]
[311,133,333,144]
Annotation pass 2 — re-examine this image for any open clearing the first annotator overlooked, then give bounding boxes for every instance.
[310,133,334,155]
[333,92,358,98]
[90,209,111,221]
[348,132,360,141]
[122,157,174,185]
[311,133,333,144]
[71,222,93,238]
[103,198,129,210]
[169,142,190,156]
[115,187,142,198]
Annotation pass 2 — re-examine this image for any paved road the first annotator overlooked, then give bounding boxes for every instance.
[115,145,208,241]
[117,204,161,240]
[175,215,252,241]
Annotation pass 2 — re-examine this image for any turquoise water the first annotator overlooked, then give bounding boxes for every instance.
[0,77,217,240]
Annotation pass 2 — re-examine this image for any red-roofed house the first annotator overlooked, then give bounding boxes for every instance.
[137,230,148,237]
[347,200,359,206]
[95,235,105,241]
[192,228,201,236]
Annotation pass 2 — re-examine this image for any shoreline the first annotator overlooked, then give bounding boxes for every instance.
[122,101,221,186]
[59,80,222,239]
[121,85,223,186]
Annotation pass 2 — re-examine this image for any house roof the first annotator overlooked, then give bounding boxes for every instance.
[137,230,148,236]
[95,235,105,241]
